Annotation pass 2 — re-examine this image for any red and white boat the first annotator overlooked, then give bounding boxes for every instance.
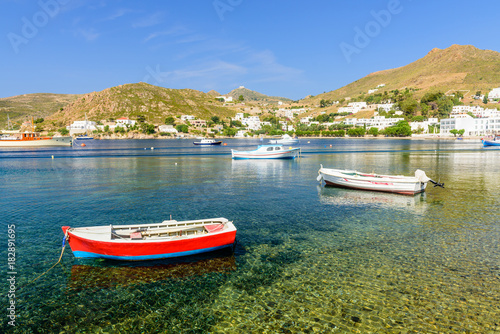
[0,132,72,147]
[62,218,237,261]
[317,165,443,195]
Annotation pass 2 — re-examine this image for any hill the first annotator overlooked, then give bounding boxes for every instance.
[226,86,293,104]
[303,44,500,105]
[0,93,81,128]
[45,83,239,127]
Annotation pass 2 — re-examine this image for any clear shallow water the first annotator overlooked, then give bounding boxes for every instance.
[1,138,499,333]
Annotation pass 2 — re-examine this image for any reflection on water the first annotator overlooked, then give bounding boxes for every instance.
[69,251,237,290]
[317,185,428,213]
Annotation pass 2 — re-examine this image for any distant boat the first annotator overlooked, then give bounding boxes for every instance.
[317,165,443,195]
[482,138,500,147]
[193,138,222,146]
[62,217,237,261]
[0,132,72,147]
[231,144,300,159]
[269,134,299,145]
[74,134,94,141]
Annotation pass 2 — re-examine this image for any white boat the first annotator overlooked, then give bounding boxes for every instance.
[317,165,443,195]
[231,145,300,159]
[74,134,94,141]
[193,138,222,146]
[0,132,72,147]
[269,134,299,145]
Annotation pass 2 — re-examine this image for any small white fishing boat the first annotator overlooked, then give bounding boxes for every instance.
[231,145,300,159]
[269,134,299,145]
[317,165,443,195]
[193,138,222,146]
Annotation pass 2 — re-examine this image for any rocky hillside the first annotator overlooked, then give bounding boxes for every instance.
[46,83,239,127]
[303,44,500,105]
[226,86,293,104]
[0,93,81,128]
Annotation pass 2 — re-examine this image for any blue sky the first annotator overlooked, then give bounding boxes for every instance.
[1,0,499,100]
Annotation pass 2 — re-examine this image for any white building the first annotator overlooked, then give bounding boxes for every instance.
[441,117,500,136]
[344,116,404,130]
[116,117,136,127]
[488,87,500,99]
[376,103,395,112]
[376,84,386,88]
[181,115,195,121]
[300,116,313,124]
[410,118,439,133]
[348,102,367,109]
[338,106,360,114]
[234,113,245,121]
[68,119,97,135]
[216,96,233,102]
[158,125,178,133]
[241,116,261,130]
[451,105,500,118]
[368,89,379,94]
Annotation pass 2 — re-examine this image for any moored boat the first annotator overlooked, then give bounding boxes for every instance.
[268,134,299,145]
[317,165,443,195]
[74,134,94,141]
[193,138,222,145]
[231,144,300,159]
[481,138,500,147]
[0,132,72,147]
[62,218,236,261]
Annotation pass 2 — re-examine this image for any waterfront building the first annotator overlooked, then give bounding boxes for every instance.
[440,117,500,136]
[68,119,97,135]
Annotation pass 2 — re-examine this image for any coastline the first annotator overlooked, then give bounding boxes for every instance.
[86,134,483,141]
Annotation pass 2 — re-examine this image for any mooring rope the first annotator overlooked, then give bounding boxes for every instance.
[27,231,68,285]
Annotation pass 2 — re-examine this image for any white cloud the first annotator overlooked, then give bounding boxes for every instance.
[143,25,191,42]
[75,28,100,41]
[102,8,133,22]
[132,12,164,28]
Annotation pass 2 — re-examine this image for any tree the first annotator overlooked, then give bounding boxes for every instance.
[383,120,412,137]
[165,116,176,125]
[223,127,237,137]
[368,127,379,136]
[398,96,419,116]
[347,127,365,137]
[483,95,489,104]
[238,95,244,102]
[58,128,69,135]
[211,116,220,124]
[136,115,146,123]
[34,118,44,124]
[175,124,188,133]
[450,129,459,137]
[437,97,454,117]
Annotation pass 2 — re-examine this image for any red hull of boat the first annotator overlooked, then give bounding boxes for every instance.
[62,226,236,261]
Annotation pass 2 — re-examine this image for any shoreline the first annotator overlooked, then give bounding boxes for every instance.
[86,134,483,141]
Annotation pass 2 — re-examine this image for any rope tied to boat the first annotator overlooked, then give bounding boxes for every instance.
[27,230,69,285]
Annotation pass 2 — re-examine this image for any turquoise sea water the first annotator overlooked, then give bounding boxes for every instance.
[1,138,499,333]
